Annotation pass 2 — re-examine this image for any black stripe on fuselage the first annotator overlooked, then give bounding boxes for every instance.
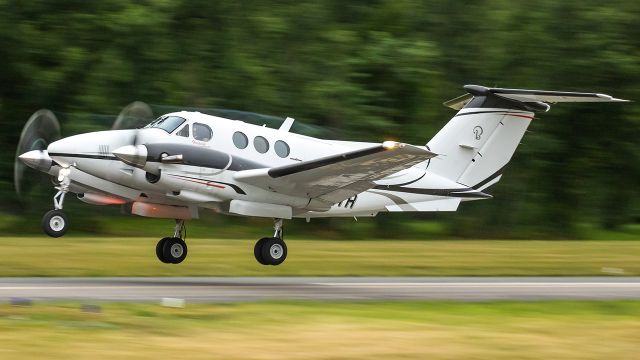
[372,185,492,199]
[386,172,427,187]
[144,143,265,171]
[49,152,119,161]
[168,174,247,195]
[49,150,265,172]
[367,190,410,206]
[470,165,506,190]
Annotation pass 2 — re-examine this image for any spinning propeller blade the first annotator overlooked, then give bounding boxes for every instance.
[14,110,61,200]
[112,101,154,130]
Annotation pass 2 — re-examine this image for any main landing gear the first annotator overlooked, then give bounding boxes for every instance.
[254,218,287,266]
[42,167,71,238]
[156,219,188,264]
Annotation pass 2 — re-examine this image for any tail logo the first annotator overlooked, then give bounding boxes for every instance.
[473,126,484,140]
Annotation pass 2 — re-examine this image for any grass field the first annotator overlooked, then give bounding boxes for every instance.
[0,237,638,276]
[1,300,639,359]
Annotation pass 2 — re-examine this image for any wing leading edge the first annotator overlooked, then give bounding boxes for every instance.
[234,141,436,209]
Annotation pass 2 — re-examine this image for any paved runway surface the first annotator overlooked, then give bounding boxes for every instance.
[1,277,639,302]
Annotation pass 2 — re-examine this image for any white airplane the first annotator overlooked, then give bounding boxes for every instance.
[16,85,626,265]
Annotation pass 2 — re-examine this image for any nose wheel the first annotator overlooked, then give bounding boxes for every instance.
[42,167,71,238]
[254,218,287,266]
[156,220,188,264]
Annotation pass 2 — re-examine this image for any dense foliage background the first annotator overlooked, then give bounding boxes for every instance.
[1,0,638,238]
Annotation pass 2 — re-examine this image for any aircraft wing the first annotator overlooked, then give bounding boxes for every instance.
[233,141,436,208]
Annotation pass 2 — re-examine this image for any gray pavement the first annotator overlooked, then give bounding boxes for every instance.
[1,277,639,302]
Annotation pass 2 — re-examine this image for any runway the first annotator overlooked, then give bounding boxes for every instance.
[1,277,640,302]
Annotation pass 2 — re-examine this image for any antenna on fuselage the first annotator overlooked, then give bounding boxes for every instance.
[278,117,295,132]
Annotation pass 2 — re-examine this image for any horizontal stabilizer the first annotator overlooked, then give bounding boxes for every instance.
[444,85,628,110]
[487,87,628,103]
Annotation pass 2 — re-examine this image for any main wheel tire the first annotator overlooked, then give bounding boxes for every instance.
[41,209,68,238]
[162,237,187,264]
[156,237,171,263]
[254,237,270,265]
[260,237,287,266]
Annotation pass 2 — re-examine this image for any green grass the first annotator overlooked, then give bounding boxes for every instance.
[0,237,639,276]
[1,300,639,359]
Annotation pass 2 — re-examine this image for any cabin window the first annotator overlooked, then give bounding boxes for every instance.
[253,136,269,153]
[193,123,213,142]
[233,131,249,149]
[274,140,290,158]
[146,116,185,133]
[176,124,189,137]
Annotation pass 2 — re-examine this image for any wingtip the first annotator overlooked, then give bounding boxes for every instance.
[382,141,402,150]
[596,94,630,102]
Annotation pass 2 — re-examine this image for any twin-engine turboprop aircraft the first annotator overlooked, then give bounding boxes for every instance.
[17,85,626,265]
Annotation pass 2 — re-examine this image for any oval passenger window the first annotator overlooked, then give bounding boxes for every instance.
[253,136,269,154]
[233,131,249,149]
[274,140,290,158]
[193,123,213,142]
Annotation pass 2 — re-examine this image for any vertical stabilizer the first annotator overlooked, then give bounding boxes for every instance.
[427,85,626,191]
[427,107,533,190]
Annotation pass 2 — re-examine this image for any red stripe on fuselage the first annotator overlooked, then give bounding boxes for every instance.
[187,179,225,189]
[501,113,535,120]
[168,174,226,189]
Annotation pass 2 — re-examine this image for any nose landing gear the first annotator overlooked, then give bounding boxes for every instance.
[254,218,287,266]
[42,167,71,237]
[156,220,188,264]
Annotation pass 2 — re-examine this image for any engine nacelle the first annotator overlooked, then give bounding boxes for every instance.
[77,193,128,206]
[131,202,198,219]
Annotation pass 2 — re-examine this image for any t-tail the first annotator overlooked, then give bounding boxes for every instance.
[426,85,627,191]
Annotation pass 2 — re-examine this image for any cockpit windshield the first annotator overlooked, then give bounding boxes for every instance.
[144,116,186,133]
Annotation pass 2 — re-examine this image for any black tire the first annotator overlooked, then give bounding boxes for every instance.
[156,237,171,263]
[254,237,270,265]
[41,209,68,238]
[260,237,287,266]
[162,237,187,264]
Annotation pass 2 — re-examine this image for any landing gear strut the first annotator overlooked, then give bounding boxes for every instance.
[156,219,188,264]
[42,167,71,237]
[254,218,287,266]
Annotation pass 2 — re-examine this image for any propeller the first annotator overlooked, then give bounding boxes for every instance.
[14,109,62,200]
[111,101,155,168]
[112,101,154,130]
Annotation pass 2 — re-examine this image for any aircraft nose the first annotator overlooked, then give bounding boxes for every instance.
[46,129,150,169]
